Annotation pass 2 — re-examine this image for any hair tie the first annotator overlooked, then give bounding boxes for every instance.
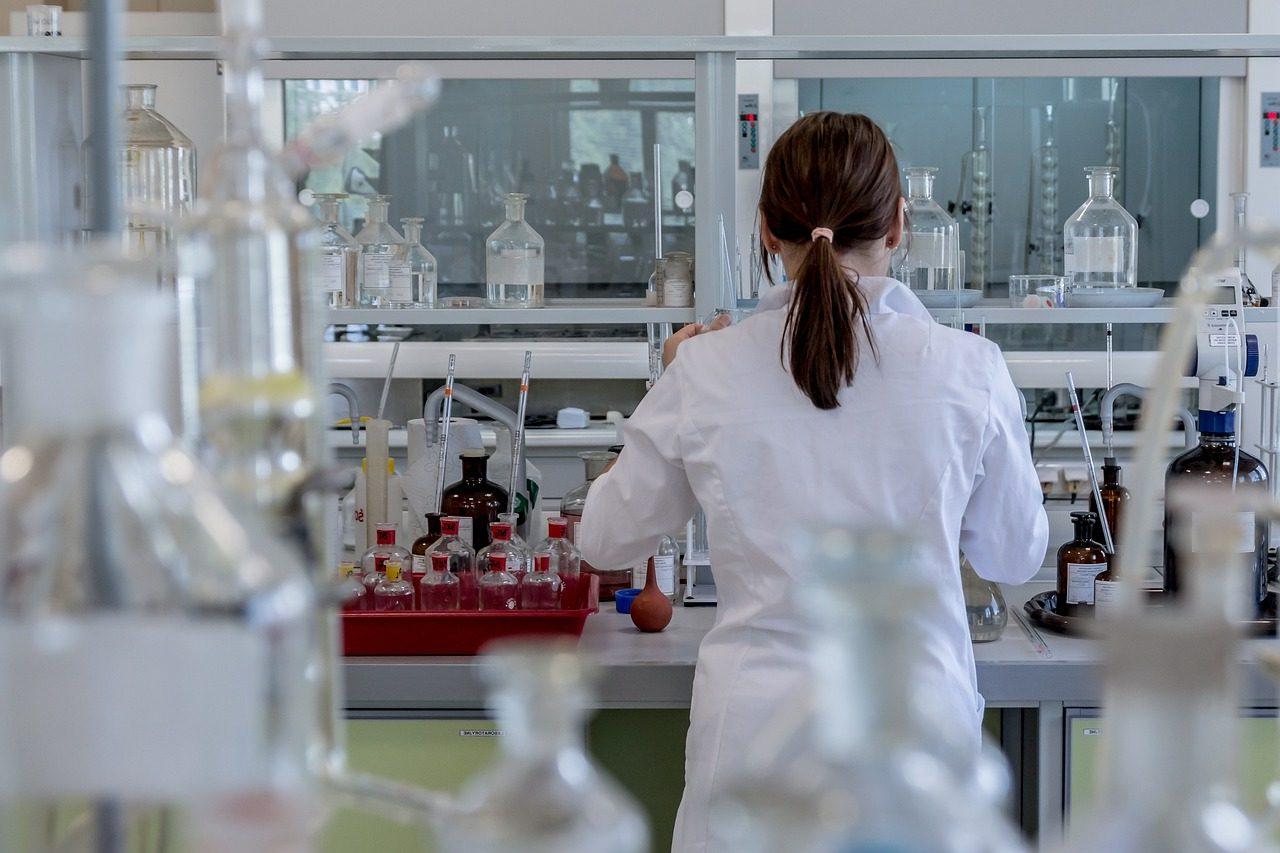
[810,227,834,243]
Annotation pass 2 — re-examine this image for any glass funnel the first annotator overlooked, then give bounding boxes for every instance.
[439,639,649,852]
[961,554,1007,642]
[314,192,359,308]
[902,166,960,292]
[1063,166,1138,289]
[486,193,546,308]
[356,194,412,308]
[401,217,438,308]
[713,528,1026,853]
[0,248,316,849]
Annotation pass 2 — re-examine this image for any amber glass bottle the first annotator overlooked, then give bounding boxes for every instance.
[1088,457,1129,552]
[441,450,511,550]
[1056,511,1108,617]
[1163,411,1271,616]
[411,511,444,583]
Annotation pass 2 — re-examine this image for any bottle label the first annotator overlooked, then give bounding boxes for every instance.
[1094,578,1120,613]
[653,554,677,597]
[458,517,474,547]
[412,553,426,574]
[1066,562,1106,605]
[319,252,344,294]
[1190,511,1256,553]
[362,252,395,288]
[388,260,413,302]
[663,278,692,307]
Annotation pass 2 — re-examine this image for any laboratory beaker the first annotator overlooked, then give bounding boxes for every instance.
[486,193,546,308]
[902,167,960,292]
[1063,166,1138,289]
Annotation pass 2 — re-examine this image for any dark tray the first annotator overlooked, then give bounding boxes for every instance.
[1025,590,1278,638]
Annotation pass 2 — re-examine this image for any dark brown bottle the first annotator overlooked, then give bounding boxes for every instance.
[441,450,510,551]
[1088,457,1129,553]
[410,512,444,584]
[1163,411,1271,616]
[1057,511,1108,617]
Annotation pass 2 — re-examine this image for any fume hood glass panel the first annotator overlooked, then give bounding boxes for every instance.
[798,77,1218,298]
[283,77,695,306]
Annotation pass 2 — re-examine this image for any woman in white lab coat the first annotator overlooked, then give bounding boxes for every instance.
[577,112,1048,853]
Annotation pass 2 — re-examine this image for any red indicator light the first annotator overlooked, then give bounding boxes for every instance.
[739,114,757,122]
[1267,112,1280,119]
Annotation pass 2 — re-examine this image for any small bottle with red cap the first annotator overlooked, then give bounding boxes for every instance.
[477,521,528,583]
[420,551,461,611]
[360,522,413,599]
[534,516,582,608]
[479,552,519,611]
[519,552,563,610]
[426,516,479,610]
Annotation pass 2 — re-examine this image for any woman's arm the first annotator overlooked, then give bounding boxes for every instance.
[577,359,700,572]
[959,346,1050,584]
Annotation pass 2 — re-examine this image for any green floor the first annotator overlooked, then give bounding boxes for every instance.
[321,710,690,852]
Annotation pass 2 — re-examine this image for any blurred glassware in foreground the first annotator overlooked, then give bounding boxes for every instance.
[0,246,315,849]
[715,527,1026,853]
[439,639,649,852]
[961,554,1007,642]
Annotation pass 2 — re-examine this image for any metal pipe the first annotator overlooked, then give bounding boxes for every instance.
[424,381,526,520]
[87,0,123,235]
[327,383,362,446]
[1099,382,1197,451]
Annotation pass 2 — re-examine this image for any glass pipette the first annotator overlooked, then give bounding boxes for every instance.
[433,354,458,512]
[1066,371,1116,554]
[508,351,532,515]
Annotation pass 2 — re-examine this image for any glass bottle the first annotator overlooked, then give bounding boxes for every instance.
[400,217,438,308]
[361,523,413,598]
[661,251,694,308]
[314,192,359,308]
[356,194,413,307]
[562,450,631,601]
[499,511,533,574]
[902,167,960,292]
[622,172,651,230]
[713,528,1026,852]
[476,522,528,582]
[439,639,650,853]
[960,554,1007,642]
[427,516,479,611]
[1063,166,1138,289]
[411,512,444,580]
[634,534,680,603]
[374,560,415,611]
[338,561,368,612]
[486,193,545,308]
[420,552,461,611]
[441,450,510,551]
[535,516,583,608]
[112,82,196,258]
[436,126,477,226]
[479,553,519,611]
[1163,409,1271,616]
[604,153,629,212]
[0,257,315,846]
[1088,456,1129,555]
[519,553,564,610]
[1056,512,1108,617]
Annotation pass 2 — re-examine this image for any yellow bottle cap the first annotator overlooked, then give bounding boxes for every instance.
[385,561,402,581]
[338,561,356,578]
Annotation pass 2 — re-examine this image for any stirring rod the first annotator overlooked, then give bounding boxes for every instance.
[433,354,457,513]
[508,351,532,514]
[376,339,401,421]
[1066,371,1115,555]
[1013,608,1053,659]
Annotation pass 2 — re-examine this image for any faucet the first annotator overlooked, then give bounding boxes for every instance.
[424,382,526,514]
[328,382,363,446]
[1100,382,1196,451]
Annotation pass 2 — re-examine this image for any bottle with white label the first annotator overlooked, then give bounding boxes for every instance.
[313,192,359,308]
[1063,165,1138,289]
[485,192,545,308]
[355,193,413,307]
[1163,408,1271,616]
[634,534,681,603]
[1056,511,1108,617]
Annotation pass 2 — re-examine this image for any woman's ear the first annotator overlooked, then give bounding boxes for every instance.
[760,215,782,255]
[884,197,906,250]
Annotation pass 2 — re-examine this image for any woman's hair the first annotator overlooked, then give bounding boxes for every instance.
[759,111,902,410]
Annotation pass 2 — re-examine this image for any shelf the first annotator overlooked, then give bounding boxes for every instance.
[4,34,1280,61]
[327,299,695,326]
[927,300,1280,325]
[325,340,651,379]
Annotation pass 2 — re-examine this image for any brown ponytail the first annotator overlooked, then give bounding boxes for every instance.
[759,112,902,410]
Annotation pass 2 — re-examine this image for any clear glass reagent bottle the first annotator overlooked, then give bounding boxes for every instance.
[485,193,545,308]
[356,194,412,307]
[1063,166,1138,289]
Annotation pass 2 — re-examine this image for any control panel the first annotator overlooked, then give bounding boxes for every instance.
[1262,92,1280,167]
[737,94,759,169]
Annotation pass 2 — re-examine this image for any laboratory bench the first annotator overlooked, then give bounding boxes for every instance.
[340,581,1280,847]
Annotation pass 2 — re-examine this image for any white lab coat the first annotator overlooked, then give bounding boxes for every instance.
[577,277,1048,853]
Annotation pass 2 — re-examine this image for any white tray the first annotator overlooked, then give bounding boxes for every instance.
[1065,287,1164,308]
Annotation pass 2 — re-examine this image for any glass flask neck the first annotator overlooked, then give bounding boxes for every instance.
[401,219,423,243]
[1086,168,1117,200]
[461,453,489,480]
[318,199,341,224]
[493,679,588,761]
[124,84,156,111]
[503,194,527,223]
[1200,431,1237,447]
[366,199,390,226]
[905,170,936,201]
